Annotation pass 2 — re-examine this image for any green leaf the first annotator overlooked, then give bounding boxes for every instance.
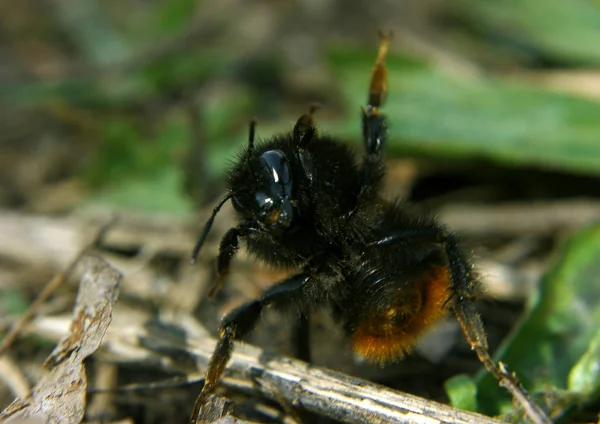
[445,374,478,412]
[327,49,600,176]
[474,223,600,416]
[460,0,600,66]
[568,328,600,399]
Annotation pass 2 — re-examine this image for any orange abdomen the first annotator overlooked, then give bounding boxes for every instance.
[352,266,452,366]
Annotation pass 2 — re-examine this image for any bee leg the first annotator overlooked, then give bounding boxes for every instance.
[292,313,311,362]
[367,228,445,246]
[293,104,320,183]
[207,226,251,299]
[293,103,320,148]
[444,236,551,424]
[191,272,312,421]
[354,32,392,207]
[361,227,550,423]
[362,30,392,156]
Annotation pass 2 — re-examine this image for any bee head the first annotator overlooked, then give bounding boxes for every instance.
[231,148,295,233]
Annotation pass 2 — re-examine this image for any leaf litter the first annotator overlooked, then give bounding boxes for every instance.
[1,257,121,424]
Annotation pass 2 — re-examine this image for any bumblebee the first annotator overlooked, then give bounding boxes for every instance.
[190,33,548,423]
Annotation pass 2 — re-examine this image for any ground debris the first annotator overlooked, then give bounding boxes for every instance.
[1,257,122,424]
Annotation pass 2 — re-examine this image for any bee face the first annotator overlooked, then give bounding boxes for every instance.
[231,149,295,233]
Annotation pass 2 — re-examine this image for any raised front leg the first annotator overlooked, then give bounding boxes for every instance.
[191,271,312,421]
[292,104,320,183]
[293,103,320,149]
[356,32,392,204]
[362,31,392,156]
[190,121,259,266]
[207,226,252,298]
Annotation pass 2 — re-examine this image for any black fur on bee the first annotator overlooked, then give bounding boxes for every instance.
[189,31,549,424]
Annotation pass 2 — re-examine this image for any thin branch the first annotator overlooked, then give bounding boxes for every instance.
[0,355,30,398]
[440,200,600,236]
[0,271,67,356]
[1,256,122,423]
[0,217,115,356]
[2,199,598,269]
[30,314,503,424]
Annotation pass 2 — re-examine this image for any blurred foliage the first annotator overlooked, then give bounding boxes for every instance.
[458,0,600,66]
[0,290,30,316]
[445,374,478,413]
[328,48,600,176]
[4,50,224,109]
[83,112,194,212]
[2,0,600,421]
[151,0,197,36]
[569,329,600,400]
[4,0,600,213]
[447,223,600,420]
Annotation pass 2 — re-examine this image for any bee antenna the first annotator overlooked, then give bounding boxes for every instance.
[190,192,236,264]
[246,119,259,181]
[247,119,257,155]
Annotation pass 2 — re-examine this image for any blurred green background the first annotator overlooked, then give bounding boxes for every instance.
[4,0,600,214]
[2,0,600,422]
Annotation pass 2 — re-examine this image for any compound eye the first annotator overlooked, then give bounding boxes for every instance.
[260,150,292,198]
[255,190,290,226]
[254,150,295,230]
[255,192,274,213]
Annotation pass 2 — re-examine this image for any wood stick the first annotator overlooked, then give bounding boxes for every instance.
[0,218,114,356]
[29,314,502,424]
[440,200,600,236]
[2,199,599,271]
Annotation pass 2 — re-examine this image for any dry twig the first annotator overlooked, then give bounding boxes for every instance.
[440,200,600,236]
[1,256,122,423]
[2,200,598,274]
[0,356,30,399]
[29,314,502,424]
[0,218,115,356]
